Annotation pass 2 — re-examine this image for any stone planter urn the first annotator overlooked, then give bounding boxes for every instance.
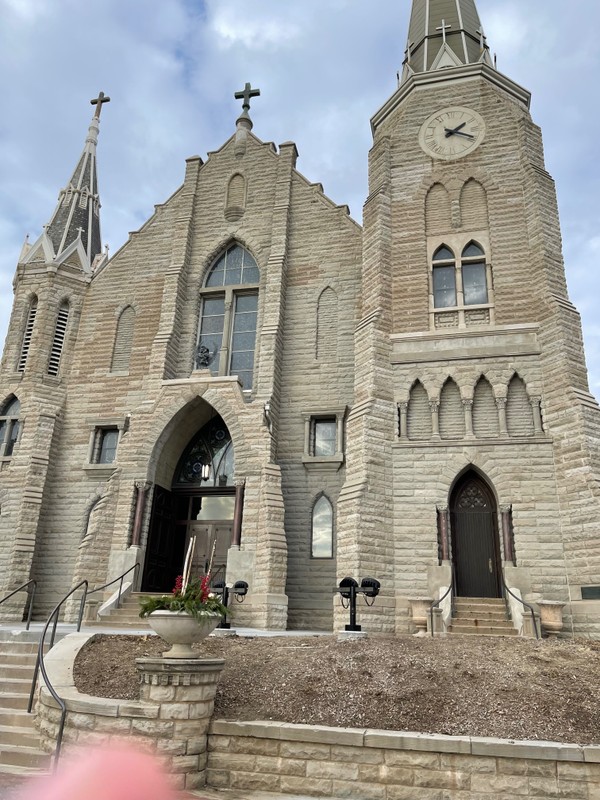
[537,601,566,637]
[408,597,433,635]
[147,611,222,658]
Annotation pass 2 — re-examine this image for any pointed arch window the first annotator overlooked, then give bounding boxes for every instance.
[0,397,21,459]
[47,301,70,376]
[432,246,457,308]
[311,495,334,559]
[17,297,38,372]
[196,244,259,390]
[174,415,234,488]
[461,242,488,306]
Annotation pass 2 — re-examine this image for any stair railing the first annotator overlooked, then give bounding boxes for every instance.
[0,579,37,630]
[86,562,140,612]
[429,565,456,637]
[27,580,89,771]
[501,575,540,639]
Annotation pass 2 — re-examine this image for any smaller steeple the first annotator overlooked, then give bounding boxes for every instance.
[41,92,110,270]
[400,0,493,85]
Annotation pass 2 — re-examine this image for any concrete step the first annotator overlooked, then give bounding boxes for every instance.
[453,612,509,623]
[449,623,518,636]
[91,620,150,629]
[0,677,34,692]
[0,694,33,710]
[0,641,39,655]
[0,709,36,728]
[0,665,37,681]
[454,597,505,606]
[0,743,49,769]
[0,724,40,749]
[0,652,38,666]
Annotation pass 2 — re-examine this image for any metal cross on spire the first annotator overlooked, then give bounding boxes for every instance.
[90,91,111,119]
[436,19,452,45]
[235,82,260,113]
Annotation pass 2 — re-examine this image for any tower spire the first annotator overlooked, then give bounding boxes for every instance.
[400,0,493,85]
[44,92,109,270]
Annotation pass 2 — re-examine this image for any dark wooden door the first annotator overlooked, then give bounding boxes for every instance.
[142,486,186,592]
[451,476,501,598]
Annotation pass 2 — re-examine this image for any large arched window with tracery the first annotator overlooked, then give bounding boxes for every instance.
[196,244,259,390]
[174,415,234,489]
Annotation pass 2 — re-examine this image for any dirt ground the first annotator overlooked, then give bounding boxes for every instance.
[73,633,600,745]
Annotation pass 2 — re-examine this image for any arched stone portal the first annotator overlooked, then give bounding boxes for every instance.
[142,412,237,592]
[450,470,502,598]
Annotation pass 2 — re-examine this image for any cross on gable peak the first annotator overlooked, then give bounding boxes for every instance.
[235,82,260,112]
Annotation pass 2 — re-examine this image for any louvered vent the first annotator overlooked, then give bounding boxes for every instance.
[110,306,135,373]
[407,381,432,440]
[439,379,465,439]
[472,377,499,438]
[17,298,38,372]
[47,302,70,376]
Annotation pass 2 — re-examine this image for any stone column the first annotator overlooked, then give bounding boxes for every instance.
[530,396,543,435]
[131,481,151,547]
[496,397,508,437]
[436,506,450,561]
[398,402,408,439]
[500,505,516,565]
[430,400,440,439]
[462,398,474,438]
[137,657,225,793]
[232,480,245,549]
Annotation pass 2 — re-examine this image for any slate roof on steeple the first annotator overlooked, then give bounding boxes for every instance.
[43,95,108,270]
[401,0,493,85]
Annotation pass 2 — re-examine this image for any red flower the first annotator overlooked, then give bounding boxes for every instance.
[172,575,183,595]
[199,573,211,603]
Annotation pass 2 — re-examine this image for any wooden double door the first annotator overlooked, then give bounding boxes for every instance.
[142,487,234,592]
[450,473,502,599]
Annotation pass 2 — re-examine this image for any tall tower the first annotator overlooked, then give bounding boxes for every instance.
[337,0,600,634]
[0,95,109,609]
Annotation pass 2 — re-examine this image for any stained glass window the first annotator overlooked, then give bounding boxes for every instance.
[175,415,235,488]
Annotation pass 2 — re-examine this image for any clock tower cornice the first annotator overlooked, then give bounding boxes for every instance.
[371,62,531,135]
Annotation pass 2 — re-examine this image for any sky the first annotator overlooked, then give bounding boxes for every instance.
[0,0,599,398]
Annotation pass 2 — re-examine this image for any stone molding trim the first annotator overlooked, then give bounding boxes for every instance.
[207,720,600,798]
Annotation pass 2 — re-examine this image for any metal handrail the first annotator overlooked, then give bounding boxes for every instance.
[0,580,37,630]
[502,575,540,639]
[429,566,456,637]
[87,562,140,610]
[27,580,89,771]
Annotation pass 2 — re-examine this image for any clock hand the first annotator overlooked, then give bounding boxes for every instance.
[444,122,467,138]
[452,130,475,140]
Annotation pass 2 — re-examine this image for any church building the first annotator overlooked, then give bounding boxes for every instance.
[1,0,599,635]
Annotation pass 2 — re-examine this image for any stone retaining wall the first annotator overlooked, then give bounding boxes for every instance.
[207,721,600,799]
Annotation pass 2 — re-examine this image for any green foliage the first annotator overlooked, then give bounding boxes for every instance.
[139,576,228,621]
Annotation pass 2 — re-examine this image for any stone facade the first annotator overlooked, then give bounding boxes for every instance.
[1,1,600,633]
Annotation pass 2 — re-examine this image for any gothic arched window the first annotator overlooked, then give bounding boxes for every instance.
[174,415,234,488]
[311,494,334,559]
[111,306,135,373]
[196,244,259,390]
[461,242,488,306]
[0,396,21,459]
[432,246,456,308]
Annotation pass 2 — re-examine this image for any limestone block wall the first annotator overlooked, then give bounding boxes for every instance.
[207,720,600,799]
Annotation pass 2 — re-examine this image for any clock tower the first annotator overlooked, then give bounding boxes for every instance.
[337,0,600,634]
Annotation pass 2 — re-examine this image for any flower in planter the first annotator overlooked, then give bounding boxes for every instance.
[139,573,228,621]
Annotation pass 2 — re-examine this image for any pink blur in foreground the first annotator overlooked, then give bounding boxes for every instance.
[18,743,179,800]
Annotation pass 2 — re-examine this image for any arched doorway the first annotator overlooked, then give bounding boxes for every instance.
[450,471,501,598]
[142,414,235,592]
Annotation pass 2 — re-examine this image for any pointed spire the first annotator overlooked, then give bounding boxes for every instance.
[400,0,493,85]
[44,92,110,269]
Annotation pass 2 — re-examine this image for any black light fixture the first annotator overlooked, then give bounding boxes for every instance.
[335,576,381,632]
[212,580,249,629]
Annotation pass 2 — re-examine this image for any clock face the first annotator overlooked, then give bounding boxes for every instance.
[419,106,485,161]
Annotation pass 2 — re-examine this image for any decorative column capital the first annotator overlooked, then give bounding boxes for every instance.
[429,400,440,413]
[500,504,512,514]
[134,481,152,493]
[398,401,409,412]
[461,397,473,408]
[235,478,247,488]
[495,396,508,408]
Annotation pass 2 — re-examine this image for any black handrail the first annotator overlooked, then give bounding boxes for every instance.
[27,580,89,771]
[429,566,456,637]
[0,580,36,630]
[502,575,540,639]
[87,562,140,611]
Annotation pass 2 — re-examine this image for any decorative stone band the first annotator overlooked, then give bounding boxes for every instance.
[207,720,600,798]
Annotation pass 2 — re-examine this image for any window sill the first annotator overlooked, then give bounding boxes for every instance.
[83,463,117,478]
[302,455,344,471]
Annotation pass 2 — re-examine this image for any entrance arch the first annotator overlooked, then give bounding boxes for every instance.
[142,413,236,592]
[450,470,501,598]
